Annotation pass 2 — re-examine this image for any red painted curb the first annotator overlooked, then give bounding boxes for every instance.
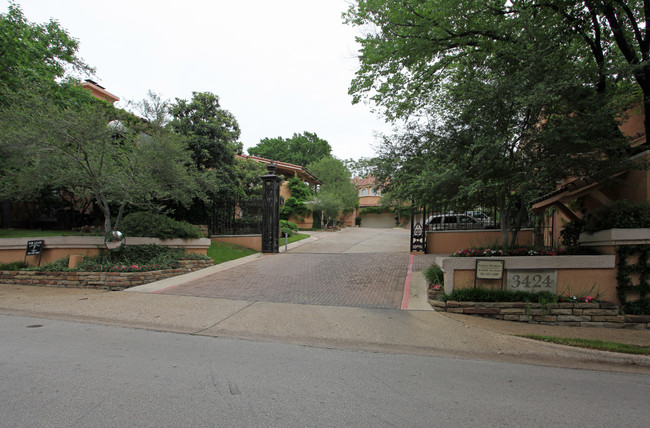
[401,254,414,309]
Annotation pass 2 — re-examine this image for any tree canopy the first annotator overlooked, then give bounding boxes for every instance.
[169,91,242,169]
[345,0,645,246]
[0,92,199,234]
[248,131,332,166]
[0,2,92,105]
[0,5,239,233]
[307,157,358,227]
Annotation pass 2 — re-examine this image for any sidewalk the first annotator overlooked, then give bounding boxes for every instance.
[1,282,649,374]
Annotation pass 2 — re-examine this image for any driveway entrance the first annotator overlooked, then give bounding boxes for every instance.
[159,228,414,309]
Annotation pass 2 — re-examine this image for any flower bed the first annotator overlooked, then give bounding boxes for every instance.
[0,259,213,290]
[452,247,567,257]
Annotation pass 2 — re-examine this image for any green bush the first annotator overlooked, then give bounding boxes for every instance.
[444,287,557,303]
[74,245,183,272]
[280,220,298,236]
[622,300,650,315]
[423,265,444,285]
[560,218,585,248]
[119,212,202,239]
[22,245,206,272]
[0,261,29,270]
[583,200,650,233]
[25,257,70,272]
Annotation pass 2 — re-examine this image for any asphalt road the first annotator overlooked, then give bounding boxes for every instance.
[2,314,648,428]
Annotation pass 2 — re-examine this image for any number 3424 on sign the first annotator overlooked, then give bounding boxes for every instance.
[506,270,557,294]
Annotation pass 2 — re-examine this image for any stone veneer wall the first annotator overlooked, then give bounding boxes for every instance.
[0,259,213,291]
[430,298,650,329]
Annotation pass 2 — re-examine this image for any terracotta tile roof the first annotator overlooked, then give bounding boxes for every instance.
[352,176,377,187]
[236,154,320,184]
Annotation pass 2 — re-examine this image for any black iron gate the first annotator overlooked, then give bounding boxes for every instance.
[212,196,263,236]
[410,203,428,253]
[211,162,282,254]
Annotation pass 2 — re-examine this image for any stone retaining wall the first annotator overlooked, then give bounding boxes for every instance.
[0,259,213,291]
[430,299,650,329]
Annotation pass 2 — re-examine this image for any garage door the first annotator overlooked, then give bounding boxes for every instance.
[360,213,395,228]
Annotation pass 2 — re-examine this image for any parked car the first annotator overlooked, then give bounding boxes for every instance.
[465,210,496,227]
[425,213,483,230]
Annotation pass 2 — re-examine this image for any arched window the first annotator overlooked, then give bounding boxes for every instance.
[361,188,368,196]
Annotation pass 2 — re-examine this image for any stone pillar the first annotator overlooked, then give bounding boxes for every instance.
[261,163,282,253]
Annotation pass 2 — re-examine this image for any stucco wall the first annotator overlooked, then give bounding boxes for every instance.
[426,229,534,254]
[0,237,210,266]
[211,235,261,252]
[449,267,617,302]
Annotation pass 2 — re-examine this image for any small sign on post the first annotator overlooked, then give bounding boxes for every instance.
[24,240,45,266]
[474,259,504,289]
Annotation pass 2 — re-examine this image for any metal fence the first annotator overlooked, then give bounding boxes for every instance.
[211,196,263,236]
[422,206,500,231]
[414,204,553,247]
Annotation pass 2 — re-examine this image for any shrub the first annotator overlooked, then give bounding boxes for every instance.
[25,257,70,272]
[444,287,557,303]
[583,200,650,233]
[72,245,184,272]
[26,245,192,272]
[423,265,444,285]
[0,261,29,270]
[560,218,585,248]
[280,220,298,236]
[119,212,202,239]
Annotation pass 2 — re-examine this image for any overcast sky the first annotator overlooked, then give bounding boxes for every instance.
[9,0,392,161]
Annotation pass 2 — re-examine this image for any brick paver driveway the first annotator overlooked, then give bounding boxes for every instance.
[160,228,421,309]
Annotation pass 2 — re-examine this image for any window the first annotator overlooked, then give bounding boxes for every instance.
[361,188,368,196]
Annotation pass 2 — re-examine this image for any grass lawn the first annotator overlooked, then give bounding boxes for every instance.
[208,234,310,264]
[284,233,310,245]
[521,335,650,355]
[207,241,258,264]
[0,229,76,238]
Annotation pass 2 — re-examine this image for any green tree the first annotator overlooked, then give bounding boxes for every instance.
[0,2,92,105]
[248,131,332,166]
[307,157,358,227]
[345,1,642,123]
[0,94,199,234]
[345,0,642,247]
[308,193,343,229]
[169,91,242,169]
[168,91,244,230]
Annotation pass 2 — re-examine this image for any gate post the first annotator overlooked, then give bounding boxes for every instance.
[261,162,282,253]
[410,201,427,253]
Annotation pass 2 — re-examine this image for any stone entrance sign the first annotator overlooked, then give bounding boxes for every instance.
[506,270,557,294]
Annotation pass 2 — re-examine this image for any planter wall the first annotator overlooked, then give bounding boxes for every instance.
[0,259,213,291]
[430,300,649,329]
[0,236,211,266]
[435,255,617,301]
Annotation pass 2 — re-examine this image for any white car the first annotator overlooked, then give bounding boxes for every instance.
[425,213,483,230]
[465,210,496,227]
